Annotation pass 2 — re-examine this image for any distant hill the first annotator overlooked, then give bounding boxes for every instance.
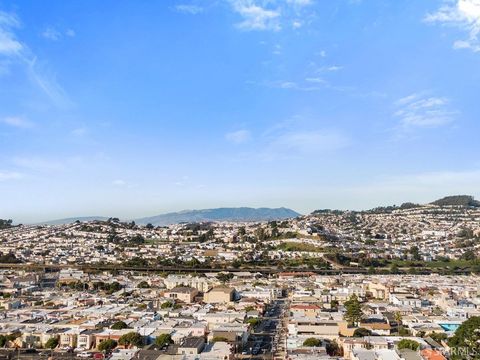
[135,207,301,226]
[431,195,480,207]
[311,195,480,216]
[38,216,109,225]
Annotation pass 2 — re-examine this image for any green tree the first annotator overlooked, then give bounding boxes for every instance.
[397,339,420,351]
[137,281,150,289]
[155,334,173,348]
[118,332,143,348]
[0,219,13,230]
[344,294,363,327]
[409,246,421,261]
[212,336,229,343]
[353,328,372,337]
[98,339,117,352]
[217,273,234,283]
[429,332,448,344]
[246,318,261,327]
[394,311,403,323]
[303,338,322,347]
[161,301,173,309]
[45,337,59,349]
[326,340,342,356]
[238,227,246,236]
[448,316,480,359]
[460,250,477,261]
[0,335,6,347]
[6,332,21,342]
[111,321,129,330]
[390,263,400,274]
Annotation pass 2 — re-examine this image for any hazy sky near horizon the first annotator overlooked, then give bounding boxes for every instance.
[1,0,480,223]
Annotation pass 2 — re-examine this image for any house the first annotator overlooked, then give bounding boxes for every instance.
[59,329,78,348]
[177,336,205,356]
[290,304,322,318]
[288,319,339,339]
[204,287,236,304]
[77,330,98,350]
[164,287,198,304]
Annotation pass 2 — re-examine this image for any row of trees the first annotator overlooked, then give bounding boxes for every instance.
[0,219,13,229]
[98,333,173,352]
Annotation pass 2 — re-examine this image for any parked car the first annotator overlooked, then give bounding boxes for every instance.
[77,352,92,358]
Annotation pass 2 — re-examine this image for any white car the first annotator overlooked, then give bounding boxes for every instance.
[77,352,92,358]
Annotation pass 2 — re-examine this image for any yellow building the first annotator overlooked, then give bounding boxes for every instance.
[204,287,235,304]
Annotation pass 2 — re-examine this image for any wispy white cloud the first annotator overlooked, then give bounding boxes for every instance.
[425,0,480,52]
[305,77,327,84]
[41,26,76,41]
[0,10,22,56]
[2,116,34,129]
[0,10,71,107]
[268,80,326,91]
[0,170,22,181]
[269,129,349,154]
[286,0,313,6]
[174,4,204,14]
[231,0,281,31]
[225,129,251,144]
[317,65,343,72]
[26,57,72,108]
[112,179,126,186]
[393,92,457,129]
[229,0,314,32]
[41,27,61,41]
[260,117,350,160]
[174,175,190,187]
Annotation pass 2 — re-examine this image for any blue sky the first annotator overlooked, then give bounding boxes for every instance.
[1,0,480,222]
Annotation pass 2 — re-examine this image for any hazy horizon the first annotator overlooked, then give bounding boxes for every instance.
[1,1,480,223]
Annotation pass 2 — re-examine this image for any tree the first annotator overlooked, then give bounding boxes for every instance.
[429,332,448,344]
[137,281,150,289]
[409,246,421,261]
[303,338,322,347]
[390,263,400,274]
[246,318,261,327]
[394,311,403,324]
[217,273,234,283]
[448,316,480,359]
[0,219,13,229]
[326,340,342,356]
[118,332,143,348]
[0,335,6,347]
[460,250,477,261]
[344,294,363,327]
[155,334,173,348]
[45,337,59,349]
[353,328,372,337]
[98,339,117,352]
[6,332,21,342]
[330,299,339,310]
[161,301,174,309]
[212,336,229,343]
[111,321,129,330]
[397,339,420,351]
